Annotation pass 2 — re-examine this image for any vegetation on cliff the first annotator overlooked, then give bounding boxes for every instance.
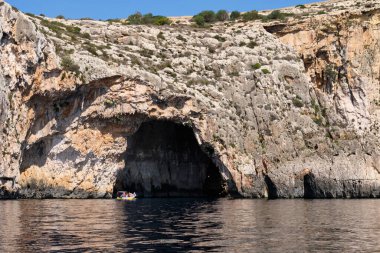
[126,12,171,25]
[191,9,295,26]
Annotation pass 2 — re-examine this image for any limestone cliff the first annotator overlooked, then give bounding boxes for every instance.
[0,0,379,198]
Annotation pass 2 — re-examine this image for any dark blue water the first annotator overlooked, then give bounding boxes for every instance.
[0,199,380,252]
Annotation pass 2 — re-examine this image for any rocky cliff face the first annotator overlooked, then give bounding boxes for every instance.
[0,0,380,198]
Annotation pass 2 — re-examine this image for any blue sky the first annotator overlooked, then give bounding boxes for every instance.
[6,0,322,19]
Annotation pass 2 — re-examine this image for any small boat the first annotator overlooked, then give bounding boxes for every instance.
[116,191,137,201]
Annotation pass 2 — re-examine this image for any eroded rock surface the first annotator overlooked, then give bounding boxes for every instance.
[0,0,380,198]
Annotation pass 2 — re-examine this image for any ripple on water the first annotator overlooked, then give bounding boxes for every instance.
[0,199,380,252]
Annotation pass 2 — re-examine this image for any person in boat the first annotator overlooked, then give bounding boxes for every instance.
[116,191,136,199]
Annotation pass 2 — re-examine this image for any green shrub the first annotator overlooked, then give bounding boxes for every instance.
[157,31,165,40]
[40,19,65,36]
[296,4,306,9]
[142,13,169,25]
[192,15,205,27]
[247,41,257,48]
[107,18,122,24]
[262,68,270,74]
[242,10,262,21]
[292,96,304,108]
[187,77,211,86]
[157,60,172,70]
[325,65,337,82]
[313,116,323,126]
[153,16,171,25]
[140,48,154,58]
[41,19,90,39]
[266,10,284,20]
[265,10,294,21]
[26,13,36,18]
[230,11,241,20]
[130,55,141,66]
[104,99,116,108]
[61,56,80,74]
[82,32,91,39]
[66,26,81,34]
[216,10,229,21]
[317,11,327,15]
[84,42,98,56]
[176,34,187,42]
[141,13,155,23]
[56,15,65,19]
[214,34,226,42]
[192,10,217,26]
[127,12,171,25]
[229,70,240,77]
[252,63,261,69]
[208,47,216,53]
[198,10,216,22]
[127,12,143,24]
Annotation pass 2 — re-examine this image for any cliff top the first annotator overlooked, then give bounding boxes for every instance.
[15,0,377,84]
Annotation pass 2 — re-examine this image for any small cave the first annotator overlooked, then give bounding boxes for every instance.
[113,120,226,198]
[20,138,53,173]
[264,175,278,199]
[263,24,287,35]
[304,172,324,199]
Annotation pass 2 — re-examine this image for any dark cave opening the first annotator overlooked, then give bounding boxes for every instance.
[113,120,226,198]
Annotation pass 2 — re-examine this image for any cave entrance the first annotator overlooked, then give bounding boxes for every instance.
[113,120,226,198]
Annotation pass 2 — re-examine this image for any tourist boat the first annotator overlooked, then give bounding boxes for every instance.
[116,191,137,201]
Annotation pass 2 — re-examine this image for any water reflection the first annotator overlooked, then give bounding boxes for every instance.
[0,199,380,252]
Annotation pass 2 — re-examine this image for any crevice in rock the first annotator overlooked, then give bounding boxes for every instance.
[0,185,19,199]
[113,120,227,198]
[304,172,326,199]
[264,175,278,199]
[0,32,12,46]
[263,23,289,35]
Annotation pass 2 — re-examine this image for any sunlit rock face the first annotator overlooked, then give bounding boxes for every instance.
[114,121,225,197]
[1,0,380,198]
